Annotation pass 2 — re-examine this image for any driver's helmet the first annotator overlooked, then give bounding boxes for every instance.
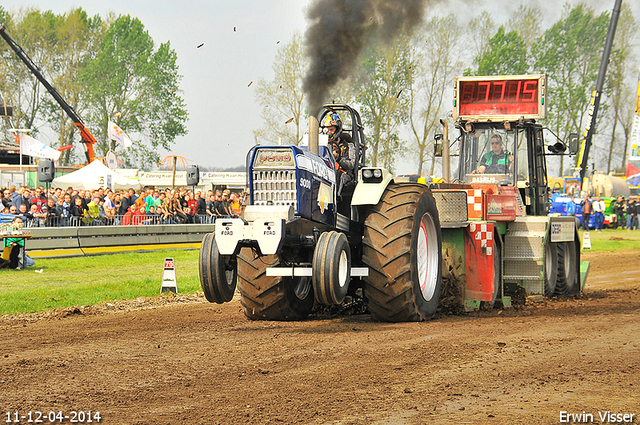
[323,112,342,143]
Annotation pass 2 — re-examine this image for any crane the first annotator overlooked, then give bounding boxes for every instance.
[0,23,97,164]
[576,0,622,187]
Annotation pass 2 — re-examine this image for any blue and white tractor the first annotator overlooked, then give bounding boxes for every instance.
[199,104,443,321]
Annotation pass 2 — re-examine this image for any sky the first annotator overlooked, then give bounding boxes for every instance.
[2,0,637,175]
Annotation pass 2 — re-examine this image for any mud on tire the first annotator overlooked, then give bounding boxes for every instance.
[237,248,314,320]
[362,183,443,322]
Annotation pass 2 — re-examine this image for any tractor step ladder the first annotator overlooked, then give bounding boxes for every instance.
[503,216,548,296]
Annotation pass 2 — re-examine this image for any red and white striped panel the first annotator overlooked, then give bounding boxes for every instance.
[467,189,483,219]
[468,222,494,256]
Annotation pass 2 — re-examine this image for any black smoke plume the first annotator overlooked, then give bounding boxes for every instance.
[303,0,426,112]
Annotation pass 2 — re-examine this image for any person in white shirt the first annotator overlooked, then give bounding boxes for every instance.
[592,195,606,231]
[103,192,115,211]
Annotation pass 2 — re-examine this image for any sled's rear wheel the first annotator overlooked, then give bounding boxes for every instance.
[363,184,442,322]
[544,241,558,298]
[554,234,579,296]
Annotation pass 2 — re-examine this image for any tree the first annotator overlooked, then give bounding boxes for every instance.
[0,7,19,143]
[506,6,543,51]
[0,9,58,141]
[0,7,9,28]
[605,4,637,173]
[505,6,542,72]
[353,38,412,172]
[532,5,609,176]
[254,33,306,146]
[1,9,187,167]
[475,26,528,76]
[40,8,105,165]
[617,83,638,171]
[463,11,496,75]
[407,14,463,177]
[81,15,188,167]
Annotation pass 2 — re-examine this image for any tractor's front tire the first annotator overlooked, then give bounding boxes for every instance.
[237,248,314,320]
[199,233,237,303]
[312,231,351,306]
[362,184,443,322]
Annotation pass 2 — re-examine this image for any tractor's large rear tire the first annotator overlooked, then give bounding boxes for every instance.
[237,248,314,320]
[199,232,237,303]
[362,184,443,322]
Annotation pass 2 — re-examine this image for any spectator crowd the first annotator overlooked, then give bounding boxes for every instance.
[0,185,247,227]
[562,193,640,231]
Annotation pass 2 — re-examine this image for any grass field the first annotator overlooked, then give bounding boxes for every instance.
[579,227,640,252]
[0,249,201,315]
[1,228,639,315]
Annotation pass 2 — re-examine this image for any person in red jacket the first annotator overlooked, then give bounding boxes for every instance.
[132,205,147,225]
[121,206,133,225]
[580,194,592,230]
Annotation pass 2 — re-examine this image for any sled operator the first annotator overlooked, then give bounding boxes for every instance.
[472,134,514,174]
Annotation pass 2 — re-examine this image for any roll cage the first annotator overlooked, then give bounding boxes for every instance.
[318,104,366,173]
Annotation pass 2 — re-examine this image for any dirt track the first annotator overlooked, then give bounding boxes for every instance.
[1,250,639,424]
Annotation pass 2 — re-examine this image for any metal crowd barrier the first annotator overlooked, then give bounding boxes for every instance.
[26,223,216,259]
[20,214,220,228]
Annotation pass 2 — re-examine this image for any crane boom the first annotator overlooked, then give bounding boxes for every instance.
[0,23,96,164]
[577,0,622,187]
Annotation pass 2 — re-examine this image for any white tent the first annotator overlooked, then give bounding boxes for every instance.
[52,160,141,191]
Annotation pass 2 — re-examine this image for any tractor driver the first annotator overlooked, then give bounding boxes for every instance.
[472,134,514,174]
[326,113,355,196]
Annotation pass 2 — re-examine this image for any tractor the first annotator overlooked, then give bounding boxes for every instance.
[431,74,584,309]
[199,104,443,321]
[200,76,587,321]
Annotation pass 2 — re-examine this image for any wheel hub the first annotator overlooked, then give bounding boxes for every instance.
[338,250,349,288]
[417,213,438,301]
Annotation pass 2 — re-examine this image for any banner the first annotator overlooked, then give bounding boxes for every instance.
[630,114,640,160]
[137,171,246,188]
[632,66,640,160]
[19,134,61,161]
[627,162,640,186]
[636,79,640,115]
[106,151,118,170]
[108,120,132,148]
